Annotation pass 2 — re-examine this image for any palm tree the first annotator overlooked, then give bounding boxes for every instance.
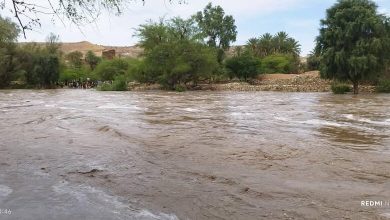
[258,33,273,57]
[285,38,301,56]
[246,37,259,56]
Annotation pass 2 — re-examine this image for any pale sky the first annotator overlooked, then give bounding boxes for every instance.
[3,0,390,55]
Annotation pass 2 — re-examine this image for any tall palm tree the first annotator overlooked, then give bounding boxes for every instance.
[273,31,288,54]
[258,33,273,57]
[246,37,259,56]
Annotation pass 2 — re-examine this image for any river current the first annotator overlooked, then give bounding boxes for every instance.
[0,89,389,219]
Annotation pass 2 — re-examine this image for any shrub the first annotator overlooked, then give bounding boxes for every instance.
[224,51,261,81]
[97,83,112,91]
[94,58,128,81]
[174,84,187,92]
[331,82,351,94]
[260,54,298,74]
[111,75,128,91]
[306,53,320,71]
[59,66,92,82]
[97,75,128,91]
[139,40,218,89]
[376,79,390,93]
[65,51,83,68]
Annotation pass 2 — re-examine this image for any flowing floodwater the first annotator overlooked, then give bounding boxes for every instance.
[0,89,389,220]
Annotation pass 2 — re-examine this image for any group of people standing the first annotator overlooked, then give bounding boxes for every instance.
[60,79,99,89]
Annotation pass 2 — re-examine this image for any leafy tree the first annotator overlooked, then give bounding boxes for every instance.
[0,16,20,88]
[195,3,237,49]
[315,0,390,94]
[261,54,297,74]
[33,55,60,86]
[140,40,217,89]
[65,51,83,68]
[306,51,320,71]
[136,18,171,52]
[0,16,19,43]
[168,17,201,41]
[135,17,218,88]
[46,33,61,55]
[18,43,60,87]
[94,58,128,81]
[85,50,100,70]
[136,17,200,52]
[225,51,261,81]
[194,3,237,63]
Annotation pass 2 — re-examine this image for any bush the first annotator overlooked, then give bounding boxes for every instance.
[97,83,113,91]
[260,54,298,74]
[376,79,390,93]
[59,66,92,82]
[111,75,128,91]
[94,58,128,81]
[138,40,218,89]
[331,82,351,94]
[306,53,320,71]
[97,75,128,91]
[174,84,187,92]
[224,51,261,81]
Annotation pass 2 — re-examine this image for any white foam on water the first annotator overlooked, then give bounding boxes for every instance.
[301,119,344,127]
[343,114,390,126]
[52,181,179,220]
[135,210,179,220]
[97,103,141,110]
[183,108,201,112]
[0,185,13,197]
[274,116,289,122]
[380,213,390,219]
[343,114,354,120]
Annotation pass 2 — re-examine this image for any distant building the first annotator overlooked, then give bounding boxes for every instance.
[102,49,115,60]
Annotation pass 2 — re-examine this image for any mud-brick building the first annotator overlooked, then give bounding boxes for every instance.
[102,49,115,60]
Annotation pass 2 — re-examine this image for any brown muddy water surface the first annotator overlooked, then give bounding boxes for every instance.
[0,90,389,220]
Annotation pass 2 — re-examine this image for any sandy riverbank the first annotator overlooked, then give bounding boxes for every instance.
[129,71,376,93]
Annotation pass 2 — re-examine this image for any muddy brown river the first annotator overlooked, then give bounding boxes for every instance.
[0,89,389,219]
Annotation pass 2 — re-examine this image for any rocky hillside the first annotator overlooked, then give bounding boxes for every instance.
[19,41,143,58]
[60,41,143,58]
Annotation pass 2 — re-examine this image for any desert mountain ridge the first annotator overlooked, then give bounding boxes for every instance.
[19,41,144,58]
[18,41,307,61]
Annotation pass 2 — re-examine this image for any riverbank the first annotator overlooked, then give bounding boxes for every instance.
[129,71,377,93]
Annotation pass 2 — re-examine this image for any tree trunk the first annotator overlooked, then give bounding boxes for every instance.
[353,81,359,94]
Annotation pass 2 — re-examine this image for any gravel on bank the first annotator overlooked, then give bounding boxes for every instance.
[128,71,377,93]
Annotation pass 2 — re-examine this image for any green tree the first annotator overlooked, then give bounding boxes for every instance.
[136,18,171,52]
[135,17,218,88]
[316,0,390,94]
[140,40,217,89]
[306,51,320,71]
[65,51,83,68]
[194,3,237,63]
[94,58,128,81]
[85,50,100,70]
[46,33,61,55]
[0,16,20,88]
[246,32,301,58]
[261,54,297,74]
[18,43,60,87]
[225,51,261,81]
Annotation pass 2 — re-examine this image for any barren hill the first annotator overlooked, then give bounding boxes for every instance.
[60,41,143,58]
[19,41,143,58]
